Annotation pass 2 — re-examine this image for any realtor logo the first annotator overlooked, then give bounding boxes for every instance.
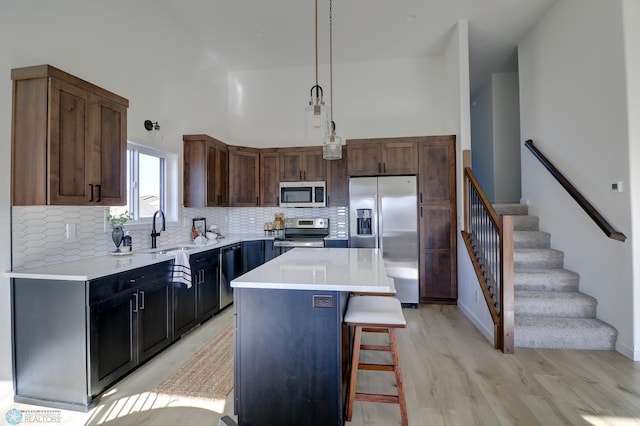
[5,409,60,424]
[5,409,22,425]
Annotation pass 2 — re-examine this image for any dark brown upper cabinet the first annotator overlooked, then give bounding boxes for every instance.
[183,134,229,207]
[11,65,128,206]
[279,147,326,182]
[346,138,418,176]
[229,146,261,207]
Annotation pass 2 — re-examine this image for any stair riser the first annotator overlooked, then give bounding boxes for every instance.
[512,216,539,231]
[515,331,616,350]
[493,204,529,216]
[514,232,551,249]
[515,300,596,318]
[514,270,580,292]
[514,281,579,292]
[514,253,564,269]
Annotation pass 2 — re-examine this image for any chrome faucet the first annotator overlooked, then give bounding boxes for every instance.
[151,210,166,249]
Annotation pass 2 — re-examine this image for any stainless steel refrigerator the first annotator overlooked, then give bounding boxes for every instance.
[349,176,419,306]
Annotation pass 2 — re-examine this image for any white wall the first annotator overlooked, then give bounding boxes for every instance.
[471,80,496,201]
[622,0,640,360]
[492,73,521,203]
[470,72,521,204]
[227,57,450,148]
[0,0,230,381]
[519,0,636,358]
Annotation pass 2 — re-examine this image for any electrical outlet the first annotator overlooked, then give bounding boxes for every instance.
[66,223,76,239]
[313,295,334,308]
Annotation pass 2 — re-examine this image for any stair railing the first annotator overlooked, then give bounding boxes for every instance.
[525,139,626,242]
[461,150,514,354]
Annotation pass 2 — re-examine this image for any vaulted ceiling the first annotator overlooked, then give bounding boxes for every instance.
[158,0,557,94]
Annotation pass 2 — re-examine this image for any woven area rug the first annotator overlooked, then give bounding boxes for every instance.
[152,323,234,400]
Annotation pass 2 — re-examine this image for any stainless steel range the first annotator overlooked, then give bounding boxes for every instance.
[273,218,329,255]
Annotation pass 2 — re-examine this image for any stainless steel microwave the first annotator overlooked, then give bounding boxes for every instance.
[279,181,326,208]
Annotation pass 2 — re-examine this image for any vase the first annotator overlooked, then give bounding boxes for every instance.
[111,227,124,251]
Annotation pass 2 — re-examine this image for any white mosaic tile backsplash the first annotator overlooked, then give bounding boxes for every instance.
[11,205,348,269]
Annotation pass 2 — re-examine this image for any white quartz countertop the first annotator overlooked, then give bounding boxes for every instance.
[5,236,248,281]
[231,248,393,292]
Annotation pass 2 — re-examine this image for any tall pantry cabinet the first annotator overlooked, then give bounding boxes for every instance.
[11,65,128,206]
[418,136,457,302]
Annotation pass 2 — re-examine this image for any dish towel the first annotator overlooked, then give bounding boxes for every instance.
[169,250,192,288]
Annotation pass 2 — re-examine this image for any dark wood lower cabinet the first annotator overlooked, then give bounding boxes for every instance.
[173,283,198,337]
[234,288,350,426]
[242,240,265,273]
[12,261,174,411]
[138,283,174,363]
[89,289,137,397]
[195,249,221,322]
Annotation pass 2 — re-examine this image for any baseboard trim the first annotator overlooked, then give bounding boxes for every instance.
[458,301,494,345]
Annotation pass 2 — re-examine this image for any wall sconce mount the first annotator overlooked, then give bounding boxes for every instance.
[144,120,160,131]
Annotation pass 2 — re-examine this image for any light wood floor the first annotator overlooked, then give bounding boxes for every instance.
[2,305,640,425]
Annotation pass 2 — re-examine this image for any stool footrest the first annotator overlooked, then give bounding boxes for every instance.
[355,392,400,405]
[360,344,391,351]
[362,327,390,333]
[359,363,394,372]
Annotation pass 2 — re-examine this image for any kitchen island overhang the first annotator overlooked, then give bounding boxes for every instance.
[231,248,393,426]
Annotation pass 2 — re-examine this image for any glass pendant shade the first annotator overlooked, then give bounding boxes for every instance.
[305,95,327,129]
[323,126,343,160]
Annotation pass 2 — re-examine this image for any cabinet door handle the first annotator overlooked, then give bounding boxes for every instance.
[256,196,259,205]
[96,184,102,202]
[200,270,204,284]
[299,171,303,180]
[139,291,145,310]
[383,163,386,173]
[218,195,222,205]
[89,184,94,202]
[133,293,139,313]
[420,206,423,218]
[420,192,423,203]
[378,163,381,173]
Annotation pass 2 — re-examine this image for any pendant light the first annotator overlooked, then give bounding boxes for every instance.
[306,0,326,129]
[322,0,342,160]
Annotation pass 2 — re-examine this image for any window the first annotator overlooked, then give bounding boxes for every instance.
[110,142,176,225]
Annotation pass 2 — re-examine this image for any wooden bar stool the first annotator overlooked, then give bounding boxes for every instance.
[344,295,408,426]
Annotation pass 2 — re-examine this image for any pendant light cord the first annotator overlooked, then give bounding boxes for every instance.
[329,0,335,132]
[315,0,319,87]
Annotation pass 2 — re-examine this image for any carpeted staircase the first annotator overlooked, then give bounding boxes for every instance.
[493,204,617,350]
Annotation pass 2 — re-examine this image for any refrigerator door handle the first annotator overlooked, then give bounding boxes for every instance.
[378,190,383,254]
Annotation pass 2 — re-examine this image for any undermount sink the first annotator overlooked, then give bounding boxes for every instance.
[141,245,199,254]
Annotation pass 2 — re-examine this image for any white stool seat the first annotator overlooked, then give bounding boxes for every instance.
[345,295,406,327]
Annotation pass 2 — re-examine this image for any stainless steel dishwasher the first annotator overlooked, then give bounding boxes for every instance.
[220,243,242,309]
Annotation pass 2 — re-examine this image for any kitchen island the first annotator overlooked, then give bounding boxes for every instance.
[231,248,392,426]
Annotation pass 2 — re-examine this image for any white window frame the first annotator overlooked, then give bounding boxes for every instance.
[109,141,178,229]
